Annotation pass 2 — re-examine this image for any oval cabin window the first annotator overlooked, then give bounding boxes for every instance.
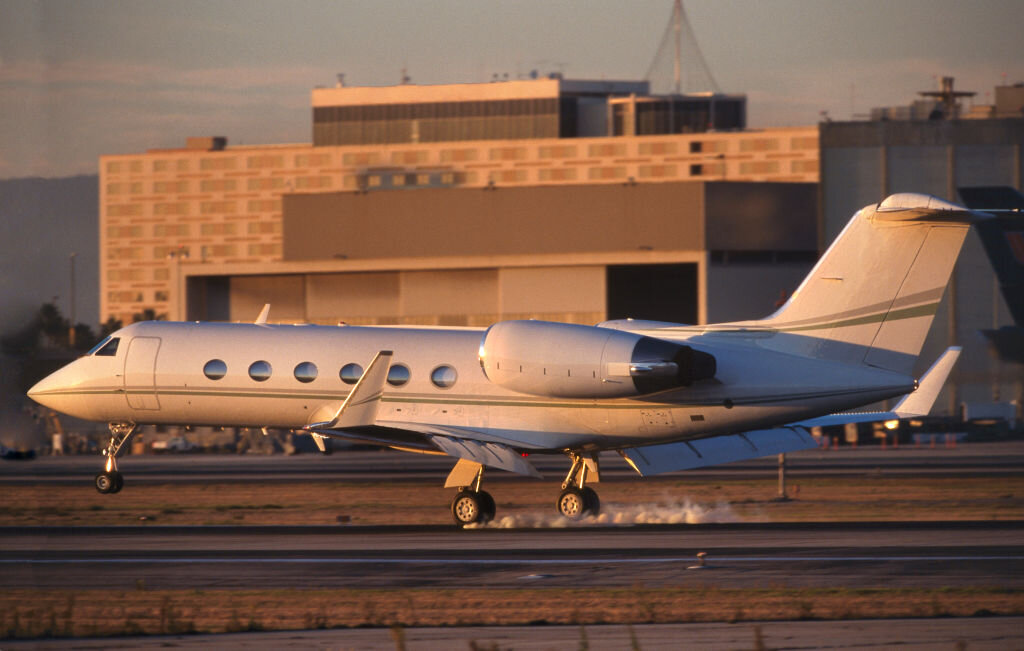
[339,363,363,385]
[203,359,227,380]
[430,365,457,389]
[248,360,272,382]
[387,364,410,387]
[294,361,318,383]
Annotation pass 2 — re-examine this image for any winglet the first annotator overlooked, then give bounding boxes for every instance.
[306,350,393,430]
[893,346,961,418]
[255,304,271,325]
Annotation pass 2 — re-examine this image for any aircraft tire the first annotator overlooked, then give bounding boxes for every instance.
[478,490,496,523]
[451,490,485,526]
[557,487,587,520]
[94,472,115,494]
[110,471,124,494]
[581,487,600,516]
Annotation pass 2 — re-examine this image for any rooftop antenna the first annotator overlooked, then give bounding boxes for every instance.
[919,76,975,120]
[646,0,720,94]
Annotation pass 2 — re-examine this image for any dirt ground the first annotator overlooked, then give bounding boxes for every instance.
[3,475,1022,526]
[3,586,1022,639]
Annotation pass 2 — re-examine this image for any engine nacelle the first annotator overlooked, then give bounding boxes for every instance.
[478,320,715,399]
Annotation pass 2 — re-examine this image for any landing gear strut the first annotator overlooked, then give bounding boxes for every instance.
[557,452,600,520]
[448,460,496,526]
[95,422,135,494]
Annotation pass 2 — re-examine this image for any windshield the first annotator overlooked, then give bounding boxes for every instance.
[89,336,120,357]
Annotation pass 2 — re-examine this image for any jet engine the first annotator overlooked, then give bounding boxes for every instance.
[478,320,716,399]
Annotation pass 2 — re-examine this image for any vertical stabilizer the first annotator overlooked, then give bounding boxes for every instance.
[743,194,974,375]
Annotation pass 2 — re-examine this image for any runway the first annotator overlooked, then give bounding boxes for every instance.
[4,440,1024,485]
[5,619,1024,650]
[4,521,1022,591]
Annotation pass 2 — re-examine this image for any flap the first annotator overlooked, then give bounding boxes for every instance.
[620,427,817,477]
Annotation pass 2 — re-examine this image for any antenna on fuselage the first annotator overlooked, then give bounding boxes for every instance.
[255,304,271,325]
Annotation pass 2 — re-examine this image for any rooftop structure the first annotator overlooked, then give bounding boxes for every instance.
[312,77,746,146]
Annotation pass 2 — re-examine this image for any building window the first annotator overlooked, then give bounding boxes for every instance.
[489,147,527,161]
[203,359,227,380]
[200,200,237,214]
[154,202,189,216]
[342,152,381,166]
[738,161,780,175]
[247,154,285,169]
[107,204,143,217]
[200,223,237,236]
[587,166,627,180]
[199,157,237,171]
[295,153,332,167]
[153,224,190,237]
[248,360,272,382]
[154,181,189,193]
[639,142,678,156]
[248,221,282,234]
[739,138,780,152]
[538,144,577,159]
[588,143,626,157]
[200,179,238,192]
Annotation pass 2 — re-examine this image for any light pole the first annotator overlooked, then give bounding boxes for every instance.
[68,252,77,348]
[167,248,190,321]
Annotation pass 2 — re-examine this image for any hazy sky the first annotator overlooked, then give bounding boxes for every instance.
[1,0,1021,178]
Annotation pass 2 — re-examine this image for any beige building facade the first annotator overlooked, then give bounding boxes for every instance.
[100,126,818,325]
[99,78,818,326]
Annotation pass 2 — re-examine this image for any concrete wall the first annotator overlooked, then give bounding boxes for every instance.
[282,182,707,261]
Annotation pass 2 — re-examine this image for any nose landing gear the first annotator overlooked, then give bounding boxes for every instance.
[557,452,601,520]
[95,422,135,494]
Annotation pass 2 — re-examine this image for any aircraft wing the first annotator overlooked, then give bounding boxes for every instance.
[620,427,816,477]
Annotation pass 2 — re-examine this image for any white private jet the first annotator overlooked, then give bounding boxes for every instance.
[29,193,977,525]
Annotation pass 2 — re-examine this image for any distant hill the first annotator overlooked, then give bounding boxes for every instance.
[0,176,98,336]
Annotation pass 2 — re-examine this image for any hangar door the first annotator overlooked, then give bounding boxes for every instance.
[606,263,697,325]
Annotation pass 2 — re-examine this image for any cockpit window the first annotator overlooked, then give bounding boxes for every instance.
[91,337,120,357]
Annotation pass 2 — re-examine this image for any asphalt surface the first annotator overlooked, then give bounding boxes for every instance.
[3,521,1022,591]
[3,440,1024,485]
[5,618,1024,650]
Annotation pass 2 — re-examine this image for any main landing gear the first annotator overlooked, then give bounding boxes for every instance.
[445,452,601,526]
[557,451,601,520]
[94,422,136,495]
[448,460,496,526]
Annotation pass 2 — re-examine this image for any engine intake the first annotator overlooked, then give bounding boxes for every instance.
[478,320,715,399]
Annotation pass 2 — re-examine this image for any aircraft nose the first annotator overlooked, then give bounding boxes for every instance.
[27,364,82,413]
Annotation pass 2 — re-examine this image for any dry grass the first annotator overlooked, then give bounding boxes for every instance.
[2,476,1022,526]
[2,586,1022,639]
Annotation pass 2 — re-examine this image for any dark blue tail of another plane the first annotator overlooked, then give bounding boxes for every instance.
[958,186,1024,362]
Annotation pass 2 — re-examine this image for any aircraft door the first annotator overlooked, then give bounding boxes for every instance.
[123,337,161,410]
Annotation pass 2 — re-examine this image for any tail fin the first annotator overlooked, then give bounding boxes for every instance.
[748,193,975,375]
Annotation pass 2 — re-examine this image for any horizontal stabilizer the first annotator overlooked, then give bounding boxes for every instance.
[795,346,960,427]
[428,434,542,479]
[620,427,817,477]
[893,346,960,417]
[305,350,392,430]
